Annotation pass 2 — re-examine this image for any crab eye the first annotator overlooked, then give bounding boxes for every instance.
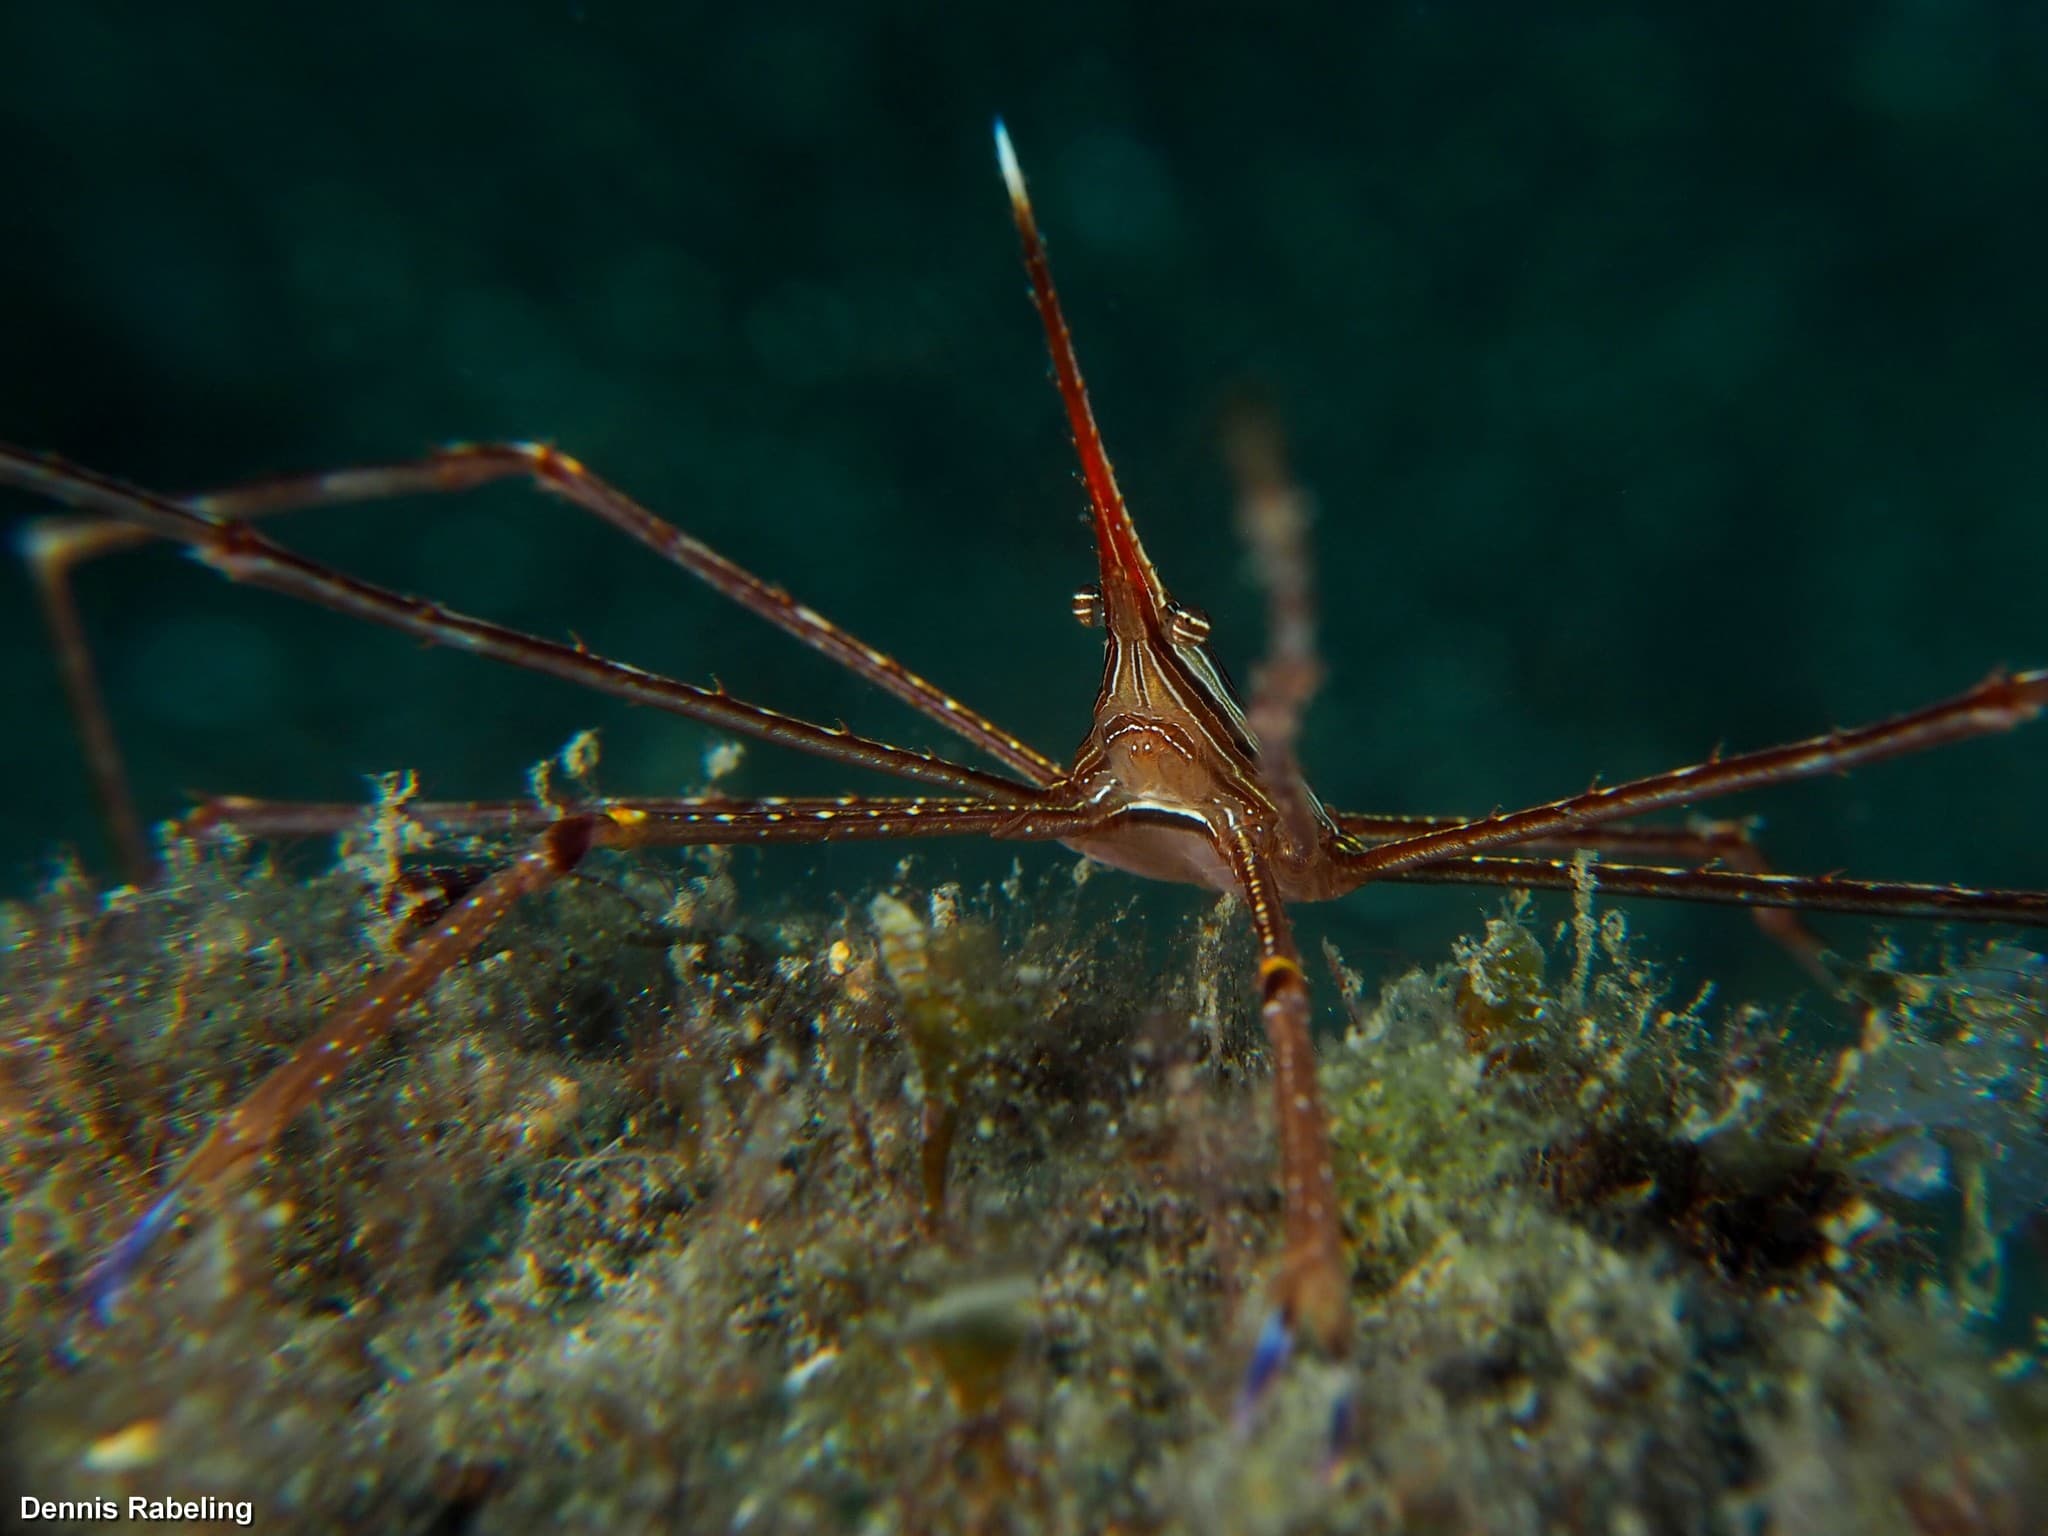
[1166,605,1211,645]
[1071,586,1102,628]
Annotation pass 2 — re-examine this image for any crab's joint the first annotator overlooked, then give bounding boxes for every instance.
[1257,954,1304,996]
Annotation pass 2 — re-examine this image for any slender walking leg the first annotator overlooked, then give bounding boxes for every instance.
[1387,854,2048,929]
[77,796,1105,1317]
[1215,821,1348,1355]
[1336,670,2048,884]
[0,450,1042,802]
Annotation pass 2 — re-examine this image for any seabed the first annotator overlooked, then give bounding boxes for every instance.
[0,822,2043,1534]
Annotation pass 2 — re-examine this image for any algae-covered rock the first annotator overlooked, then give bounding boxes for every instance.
[1,832,2043,1533]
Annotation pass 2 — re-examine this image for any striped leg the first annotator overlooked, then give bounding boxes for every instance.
[1216,822,1349,1357]
[19,518,156,881]
[1334,811,1832,977]
[75,796,1104,1321]
[1386,854,2048,929]
[1335,670,2048,883]
[13,444,1064,881]
[0,449,1041,806]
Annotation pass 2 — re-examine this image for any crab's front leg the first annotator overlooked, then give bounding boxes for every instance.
[1216,822,1350,1358]
[73,817,607,1325]
[71,796,1102,1328]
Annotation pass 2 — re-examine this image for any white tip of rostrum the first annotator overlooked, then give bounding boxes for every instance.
[993,116,1027,209]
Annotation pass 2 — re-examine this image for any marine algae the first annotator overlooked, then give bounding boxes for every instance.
[1,824,2044,1534]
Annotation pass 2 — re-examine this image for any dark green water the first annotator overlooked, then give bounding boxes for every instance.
[3,3,2044,997]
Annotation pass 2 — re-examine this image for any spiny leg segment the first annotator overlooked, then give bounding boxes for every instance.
[1334,668,2048,891]
[1336,812,1838,975]
[1,451,1047,803]
[72,794,1111,1316]
[1215,820,1349,1353]
[177,793,1089,844]
[1388,853,2048,927]
[21,518,157,882]
[16,440,1066,884]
